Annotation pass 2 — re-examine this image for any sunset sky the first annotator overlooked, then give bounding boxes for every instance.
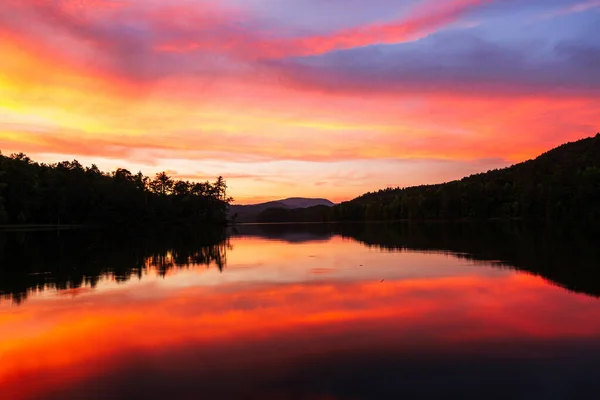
[1,0,599,203]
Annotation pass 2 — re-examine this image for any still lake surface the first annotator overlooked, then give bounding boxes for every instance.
[1,222,600,399]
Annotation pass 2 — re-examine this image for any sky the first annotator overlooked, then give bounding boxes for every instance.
[0,0,599,203]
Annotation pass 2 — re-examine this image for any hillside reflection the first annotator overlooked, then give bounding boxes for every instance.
[1,221,599,304]
[234,222,600,297]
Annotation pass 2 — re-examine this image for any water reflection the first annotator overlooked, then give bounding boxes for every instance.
[2,222,599,304]
[1,222,600,399]
[235,221,600,296]
[0,228,229,304]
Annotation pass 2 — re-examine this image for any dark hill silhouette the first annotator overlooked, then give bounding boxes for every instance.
[256,205,332,223]
[331,133,600,221]
[229,197,334,222]
[277,197,335,208]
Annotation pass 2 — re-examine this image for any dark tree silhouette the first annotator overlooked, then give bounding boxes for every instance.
[0,152,232,226]
[250,134,600,223]
[150,172,175,195]
[331,134,600,222]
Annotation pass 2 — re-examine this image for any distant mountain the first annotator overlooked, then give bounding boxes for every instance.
[256,205,332,223]
[275,197,335,208]
[229,197,334,222]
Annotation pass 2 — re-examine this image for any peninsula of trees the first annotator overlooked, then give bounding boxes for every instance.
[0,153,231,226]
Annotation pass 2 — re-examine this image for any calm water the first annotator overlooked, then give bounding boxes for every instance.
[1,223,600,399]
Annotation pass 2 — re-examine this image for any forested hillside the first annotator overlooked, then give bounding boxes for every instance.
[332,134,600,221]
[0,153,231,225]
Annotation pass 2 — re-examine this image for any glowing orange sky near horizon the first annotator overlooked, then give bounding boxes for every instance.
[2,236,600,399]
[1,0,599,203]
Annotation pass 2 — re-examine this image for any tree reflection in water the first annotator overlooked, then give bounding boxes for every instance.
[1,221,599,304]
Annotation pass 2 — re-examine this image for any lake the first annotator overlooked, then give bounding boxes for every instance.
[1,222,600,399]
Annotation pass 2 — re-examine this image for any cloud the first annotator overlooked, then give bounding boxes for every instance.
[156,0,497,59]
[0,0,499,86]
[7,0,595,96]
[281,0,494,56]
[544,0,600,17]
[268,29,600,97]
[0,0,248,83]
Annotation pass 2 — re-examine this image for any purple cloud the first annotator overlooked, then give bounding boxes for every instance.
[267,26,600,97]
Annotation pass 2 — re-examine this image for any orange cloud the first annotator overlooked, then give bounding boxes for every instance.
[288,0,492,56]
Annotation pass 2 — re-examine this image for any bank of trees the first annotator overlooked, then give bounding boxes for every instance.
[0,153,231,225]
[328,134,600,222]
[253,134,600,223]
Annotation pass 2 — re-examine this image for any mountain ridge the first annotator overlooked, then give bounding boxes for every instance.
[229,197,334,222]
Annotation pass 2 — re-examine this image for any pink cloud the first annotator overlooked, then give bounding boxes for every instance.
[156,0,495,59]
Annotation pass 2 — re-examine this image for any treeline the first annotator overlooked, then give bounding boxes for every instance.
[0,153,232,225]
[332,134,600,221]
[256,134,600,222]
